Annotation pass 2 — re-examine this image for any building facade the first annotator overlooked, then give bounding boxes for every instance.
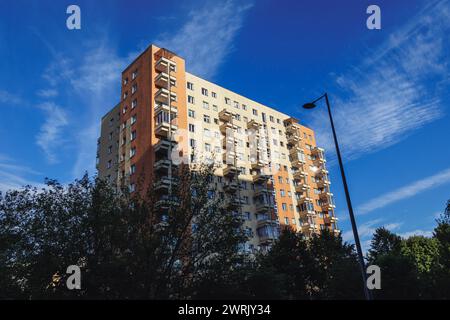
[97,44,339,252]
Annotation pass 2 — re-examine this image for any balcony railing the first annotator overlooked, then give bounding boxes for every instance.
[219,109,233,122]
[155,88,177,104]
[155,56,176,73]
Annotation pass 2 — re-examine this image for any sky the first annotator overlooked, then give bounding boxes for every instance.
[0,0,449,251]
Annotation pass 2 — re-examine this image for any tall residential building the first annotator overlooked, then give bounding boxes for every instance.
[97,44,339,252]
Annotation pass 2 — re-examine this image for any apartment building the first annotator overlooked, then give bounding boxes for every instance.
[97,44,339,252]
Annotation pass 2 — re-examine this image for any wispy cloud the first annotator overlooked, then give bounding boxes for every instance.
[0,154,44,192]
[36,88,58,98]
[36,102,69,164]
[358,167,450,215]
[342,218,402,242]
[309,0,450,162]
[0,90,23,105]
[398,229,433,239]
[156,0,253,79]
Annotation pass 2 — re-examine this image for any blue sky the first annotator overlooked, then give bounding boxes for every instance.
[0,0,449,250]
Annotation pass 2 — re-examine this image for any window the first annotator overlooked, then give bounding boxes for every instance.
[225,97,231,105]
[270,115,274,122]
[108,132,113,140]
[108,145,112,154]
[242,104,247,111]
[131,115,137,125]
[262,112,267,122]
[189,124,195,132]
[107,160,112,169]
[187,82,194,90]
[284,216,289,224]
[203,114,210,123]
[130,164,136,175]
[190,138,196,148]
[280,189,285,197]
[131,84,137,94]
[132,69,138,79]
[131,130,137,141]
[129,183,136,192]
[188,109,195,118]
[233,101,239,109]
[131,99,137,109]
[212,92,217,98]
[203,101,209,109]
[205,143,211,152]
[212,105,218,111]
[123,92,128,100]
[201,88,208,96]
[123,78,128,85]
[252,109,258,116]
[188,95,195,104]
[204,128,211,137]
[130,147,136,158]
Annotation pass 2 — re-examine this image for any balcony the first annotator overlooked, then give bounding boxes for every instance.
[293,169,307,180]
[313,167,329,177]
[219,109,233,122]
[257,224,279,243]
[154,176,174,192]
[223,164,239,177]
[316,178,331,188]
[301,223,314,233]
[255,201,274,212]
[155,195,178,211]
[154,159,173,173]
[321,202,336,211]
[154,139,177,156]
[252,174,271,184]
[220,122,237,135]
[247,119,260,131]
[222,151,236,164]
[257,216,278,228]
[286,124,300,135]
[222,136,235,149]
[155,121,177,138]
[294,182,308,193]
[223,182,238,193]
[251,158,266,169]
[155,88,177,104]
[155,103,177,115]
[155,56,176,73]
[155,72,176,89]
[254,186,270,198]
[287,134,301,145]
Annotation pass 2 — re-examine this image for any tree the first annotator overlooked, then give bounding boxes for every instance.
[367,227,402,264]
[0,163,248,299]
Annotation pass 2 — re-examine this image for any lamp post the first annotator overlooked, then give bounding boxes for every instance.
[303,93,372,300]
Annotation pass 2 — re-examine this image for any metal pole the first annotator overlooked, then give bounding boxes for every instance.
[324,93,372,300]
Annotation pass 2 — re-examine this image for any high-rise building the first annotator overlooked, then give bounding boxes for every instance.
[97,44,339,252]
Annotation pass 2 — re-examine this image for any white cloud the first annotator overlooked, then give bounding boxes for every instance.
[308,0,450,162]
[0,154,44,192]
[0,90,23,105]
[398,229,433,239]
[358,167,450,215]
[342,218,402,242]
[36,102,69,164]
[36,88,58,98]
[156,0,253,79]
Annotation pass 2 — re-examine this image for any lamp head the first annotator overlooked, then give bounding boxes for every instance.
[302,102,317,109]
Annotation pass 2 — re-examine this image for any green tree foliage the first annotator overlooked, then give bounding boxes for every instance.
[0,164,247,299]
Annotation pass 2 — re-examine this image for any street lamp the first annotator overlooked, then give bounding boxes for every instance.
[303,93,372,300]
